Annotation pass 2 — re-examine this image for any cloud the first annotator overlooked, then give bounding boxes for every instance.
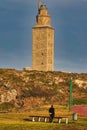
[12,0,26,1]
[1,0,36,4]
[55,57,87,73]
[43,0,87,8]
[0,0,87,72]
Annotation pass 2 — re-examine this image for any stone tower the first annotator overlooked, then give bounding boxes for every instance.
[32,1,54,71]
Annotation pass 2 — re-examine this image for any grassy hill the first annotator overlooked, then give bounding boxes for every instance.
[0,68,87,112]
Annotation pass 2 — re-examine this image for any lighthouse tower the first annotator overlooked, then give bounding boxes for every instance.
[32,0,54,71]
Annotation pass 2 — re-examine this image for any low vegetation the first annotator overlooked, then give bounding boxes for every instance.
[0,69,87,111]
[0,105,87,130]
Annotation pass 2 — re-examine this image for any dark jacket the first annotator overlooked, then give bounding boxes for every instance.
[49,107,55,116]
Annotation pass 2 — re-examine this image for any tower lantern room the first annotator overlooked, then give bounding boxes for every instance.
[36,3,51,26]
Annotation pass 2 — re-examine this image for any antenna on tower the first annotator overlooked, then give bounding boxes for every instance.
[38,0,40,11]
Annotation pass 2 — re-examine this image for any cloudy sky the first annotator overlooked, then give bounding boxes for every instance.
[0,0,87,73]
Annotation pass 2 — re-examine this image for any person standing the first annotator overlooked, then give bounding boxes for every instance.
[49,105,55,122]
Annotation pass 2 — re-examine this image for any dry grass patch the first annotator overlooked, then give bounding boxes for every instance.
[0,105,87,130]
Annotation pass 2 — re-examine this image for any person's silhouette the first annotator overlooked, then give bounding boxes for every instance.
[49,105,55,122]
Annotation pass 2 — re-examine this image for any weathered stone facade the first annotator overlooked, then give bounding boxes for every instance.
[32,3,54,71]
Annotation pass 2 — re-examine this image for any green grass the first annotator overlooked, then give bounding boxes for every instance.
[0,105,87,130]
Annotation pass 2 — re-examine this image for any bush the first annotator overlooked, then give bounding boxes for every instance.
[0,102,14,111]
[73,98,87,105]
[0,69,4,74]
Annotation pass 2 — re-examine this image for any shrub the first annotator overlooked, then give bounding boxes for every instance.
[0,102,14,111]
[0,69,4,74]
[73,98,87,105]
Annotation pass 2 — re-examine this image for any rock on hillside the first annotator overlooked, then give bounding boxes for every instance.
[0,68,87,111]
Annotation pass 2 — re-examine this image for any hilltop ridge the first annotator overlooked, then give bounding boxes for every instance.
[0,68,87,112]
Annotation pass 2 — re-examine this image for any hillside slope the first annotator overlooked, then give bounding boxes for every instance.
[0,68,87,111]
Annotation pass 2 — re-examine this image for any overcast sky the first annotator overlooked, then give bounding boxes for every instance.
[0,0,87,73]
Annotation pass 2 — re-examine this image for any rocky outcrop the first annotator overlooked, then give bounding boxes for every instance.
[0,89,17,102]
